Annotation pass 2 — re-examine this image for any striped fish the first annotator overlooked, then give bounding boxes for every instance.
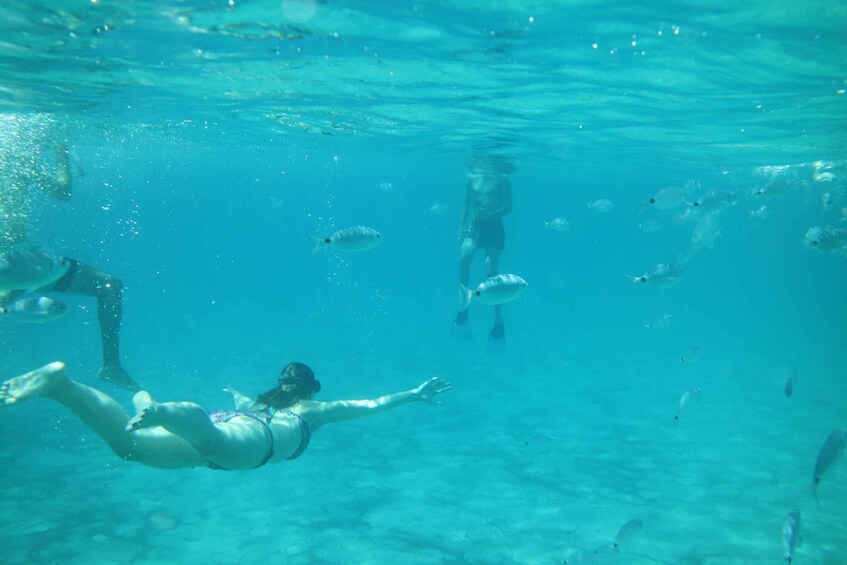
[0,248,70,291]
[308,226,382,254]
[460,274,528,310]
[782,509,801,563]
[1,294,69,323]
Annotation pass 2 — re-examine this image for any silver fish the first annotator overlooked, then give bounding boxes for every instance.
[690,212,722,252]
[563,544,615,564]
[782,509,801,563]
[308,226,382,253]
[645,186,687,210]
[614,518,643,548]
[1,294,69,323]
[813,171,834,183]
[675,387,701,421]
[631,262,683,288]
[752,176,791,198]
[460,274,528,309]
[0,248,70,291]
[812,428,847,501]
[749,205,769,220]
[803,226,847,254]
[637,218,663,233]
[689,189,737,214]
[643,313,673,330]
[821,192,833,210]
[545,217,571,231]
[587,198,614,213]
[680,346,701,364]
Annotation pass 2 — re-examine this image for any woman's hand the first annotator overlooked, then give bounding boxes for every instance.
[414,377,452,404]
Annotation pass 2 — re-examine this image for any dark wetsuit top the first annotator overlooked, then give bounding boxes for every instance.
[206,409,311,471]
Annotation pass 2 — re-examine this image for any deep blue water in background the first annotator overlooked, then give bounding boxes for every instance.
[1,1,846,563]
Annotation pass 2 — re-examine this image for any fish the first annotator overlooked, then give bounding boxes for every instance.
[1,294,69,323]
[690,212,722,252]
[307,226,382,254]
[821,192,833,210]
[376,181,393,193]
[675,387,701,421]
[752,176,791,199]
[680,346,701,364]
[613,518,643,549]
[643,313,673,329]
[803,226,847,254]
[688,189,737,214]
[749,205,769,220]
[813,171,834,183]
[563,544,615,564]
[785,369,795,398]
[631,262,683,288]
[563,519,643,564]
[587,199,614,213]
[812,428,847,501]
[782,509,801,564]
[637,218,663,232]
[644,186,687,210]
[428,204,448,215]
[460,274,528,311]
[544,217,571,231]
[684,179,701,193]
[0,248,71,291]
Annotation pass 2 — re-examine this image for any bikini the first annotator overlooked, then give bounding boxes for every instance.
[206,409,311,470]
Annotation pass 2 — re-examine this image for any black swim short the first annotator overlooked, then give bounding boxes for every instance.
[471,218,505,251]
[48,258,78,292]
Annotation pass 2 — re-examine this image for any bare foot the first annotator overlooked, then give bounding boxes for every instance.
[132,391,154,413]
[126,397,162,431]
[99,365,141,392]
[0,362,67,406]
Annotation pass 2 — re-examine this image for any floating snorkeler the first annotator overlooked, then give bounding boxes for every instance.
[454,153,514,354]
[0,362,451,471]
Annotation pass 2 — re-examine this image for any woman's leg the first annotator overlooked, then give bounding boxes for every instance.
[128,401,273,470]
[0,362,204,468]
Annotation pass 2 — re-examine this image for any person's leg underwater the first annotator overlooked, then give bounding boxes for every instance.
[0,362,203,468]
[49,261,140,391]
[484,249,506,355]
[453,236,477,341]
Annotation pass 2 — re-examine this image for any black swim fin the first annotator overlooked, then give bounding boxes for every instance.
[485,322,506,355]
[452,310,473,342]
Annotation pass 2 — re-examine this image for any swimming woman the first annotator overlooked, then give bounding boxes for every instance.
[0,361,451,470]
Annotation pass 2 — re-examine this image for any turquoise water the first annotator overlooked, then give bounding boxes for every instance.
[1,1,846,563]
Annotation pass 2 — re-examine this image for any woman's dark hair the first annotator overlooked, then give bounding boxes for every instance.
[256,362,321,409]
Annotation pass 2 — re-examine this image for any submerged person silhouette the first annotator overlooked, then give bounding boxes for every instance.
[453,155,514,354]
[0,133,139,391]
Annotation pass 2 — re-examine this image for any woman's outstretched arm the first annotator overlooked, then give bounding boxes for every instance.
[304,377,451,428]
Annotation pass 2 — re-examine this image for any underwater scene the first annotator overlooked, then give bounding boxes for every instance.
[1,1,845,563]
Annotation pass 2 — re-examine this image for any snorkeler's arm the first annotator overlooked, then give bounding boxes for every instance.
[306,377,451,427]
